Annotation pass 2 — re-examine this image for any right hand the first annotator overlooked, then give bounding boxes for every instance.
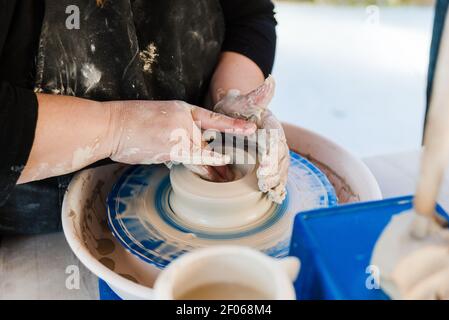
[106,100,256,166]
[213,76,290,203]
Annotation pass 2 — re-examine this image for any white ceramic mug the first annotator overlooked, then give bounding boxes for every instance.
[153,246,300,300]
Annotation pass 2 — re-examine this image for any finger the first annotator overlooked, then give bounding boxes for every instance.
[405,267,449,300]
[171,144,231,166]
[184,164,228,182]
[279,159,289,186]
[260,177,279,193]
[244,75,275,109]
[259,163,288,196]
[257,155,278,178]
[257,154,281,189]
[258,161,288,192]
[185,129,232,167]
[184,164,213,179]
[258,145,289,202]
[216,88,240,102]
[279,152,290,177]
[191,106,256,135]
[268,185,287,204]
[210,165,235,181]
[260,109,281,127]
[393,245,449,292]
[198,148,232,166]
[221,79,276,122]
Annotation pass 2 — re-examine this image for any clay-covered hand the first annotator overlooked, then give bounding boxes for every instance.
[107,100,256,166]
[213,76,289,203]
[371,210,449,300]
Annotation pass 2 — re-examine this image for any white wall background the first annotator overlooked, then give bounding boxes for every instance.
[271,3,434,157]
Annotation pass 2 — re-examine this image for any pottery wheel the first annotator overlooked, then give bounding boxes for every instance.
[107,151,337,269]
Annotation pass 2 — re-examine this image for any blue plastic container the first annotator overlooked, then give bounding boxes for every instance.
[289,195,449,300]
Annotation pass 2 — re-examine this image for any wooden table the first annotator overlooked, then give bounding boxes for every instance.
[1,150,448,300]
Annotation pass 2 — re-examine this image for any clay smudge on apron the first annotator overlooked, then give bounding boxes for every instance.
[139,43,158,74]
[96,0,107,8]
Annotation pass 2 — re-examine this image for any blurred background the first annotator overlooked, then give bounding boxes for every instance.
[271,0,435,157]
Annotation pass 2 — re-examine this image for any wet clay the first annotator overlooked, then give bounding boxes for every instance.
[176,283,270,300]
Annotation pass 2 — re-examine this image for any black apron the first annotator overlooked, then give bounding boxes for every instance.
[1,0,224,234]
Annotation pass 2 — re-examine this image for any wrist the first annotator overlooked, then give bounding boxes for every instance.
[102,101,125,159]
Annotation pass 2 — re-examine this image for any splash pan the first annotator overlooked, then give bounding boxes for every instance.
[62,123,382,299]
[107,151,337,269]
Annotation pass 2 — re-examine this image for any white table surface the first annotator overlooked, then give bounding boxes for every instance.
[1,150,448,300]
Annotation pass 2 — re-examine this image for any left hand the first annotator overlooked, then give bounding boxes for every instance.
[371,210,449,299]
[213,76,289,203]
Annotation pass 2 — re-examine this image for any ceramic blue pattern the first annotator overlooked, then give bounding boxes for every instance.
[107,151,337,269]
[153,175,290,240]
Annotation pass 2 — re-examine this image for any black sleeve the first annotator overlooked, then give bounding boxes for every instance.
[219,0,277,77]
[0,0,40,205]
[0,84,38,205]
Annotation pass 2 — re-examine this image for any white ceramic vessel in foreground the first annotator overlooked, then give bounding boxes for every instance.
[154,246,300,300]
[62,123,382,300]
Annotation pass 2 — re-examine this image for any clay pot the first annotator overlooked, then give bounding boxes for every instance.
[169,145,272,230]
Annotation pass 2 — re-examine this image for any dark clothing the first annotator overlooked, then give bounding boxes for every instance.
[426,0,449,135]
[35,0,225,103]
[0,0,43,216]
[0,0,277,234]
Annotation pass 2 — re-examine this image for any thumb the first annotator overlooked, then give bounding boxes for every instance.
[243,75,276,109]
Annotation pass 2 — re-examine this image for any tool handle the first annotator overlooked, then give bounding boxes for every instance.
[415,15,449,219]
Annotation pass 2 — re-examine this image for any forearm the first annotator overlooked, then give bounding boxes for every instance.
[209,52,265,105]
[18,94,256,184]
[18,94,112,183]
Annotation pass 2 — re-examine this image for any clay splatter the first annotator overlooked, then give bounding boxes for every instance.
[96,238,115,255]
[119,273,139,283]
[99,257,115,271]
[139,43,158,74]
[81,216,115,255]
[81,63,102,93]
[96,0,107,8]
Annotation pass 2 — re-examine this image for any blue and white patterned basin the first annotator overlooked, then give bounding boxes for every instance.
[107,151,337,269]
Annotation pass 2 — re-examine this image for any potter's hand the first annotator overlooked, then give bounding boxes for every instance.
[107,100,256,165]
[213,76,289,203]
[18,94,256,184]
[371,210,449,300]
